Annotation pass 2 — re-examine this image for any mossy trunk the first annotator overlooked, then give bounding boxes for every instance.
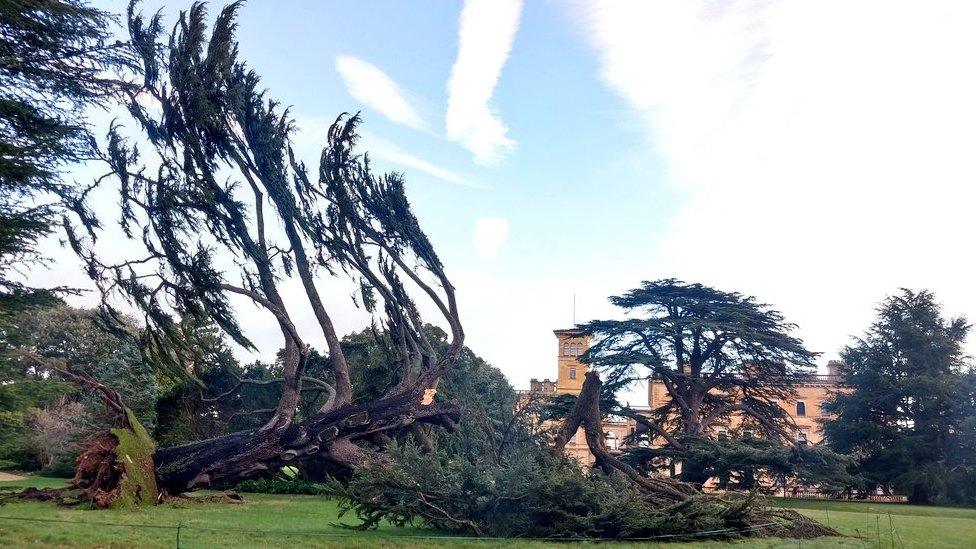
[31,408,160,508]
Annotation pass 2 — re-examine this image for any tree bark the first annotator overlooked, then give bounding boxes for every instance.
[152,389,459,494]
[553,371,694,503]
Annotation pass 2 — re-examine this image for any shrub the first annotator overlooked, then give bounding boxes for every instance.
[235,478,331,495]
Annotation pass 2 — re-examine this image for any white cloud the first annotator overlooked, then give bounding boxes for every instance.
[574,1,976,361]
[335,55,426,131]
[446,0,522,165]
[291,115,474,188]
[473,217,510,261]
[363,133,478,188]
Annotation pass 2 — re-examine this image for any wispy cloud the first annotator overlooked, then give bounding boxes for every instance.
[291,116,476,188]
[446,0,522,165]
[363,133,479,188]
[335,55,426,131]
[574,0,976,361]
[472,217,510,261]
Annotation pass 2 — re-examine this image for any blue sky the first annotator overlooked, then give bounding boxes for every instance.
[38,1,976,394]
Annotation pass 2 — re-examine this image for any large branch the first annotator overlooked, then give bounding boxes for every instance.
[8,349,128,428]
[553,371,694,503]
[613,406,685,450]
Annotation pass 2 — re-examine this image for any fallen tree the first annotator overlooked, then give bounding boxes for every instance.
[57,1,465,499]
[328,369,837,539]
[547,370,838,539]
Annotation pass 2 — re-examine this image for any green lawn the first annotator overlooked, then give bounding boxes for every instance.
[1,476,974,548]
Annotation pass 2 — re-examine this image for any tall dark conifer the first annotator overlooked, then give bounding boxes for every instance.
[0,0,129,291]
[823,289,974,504]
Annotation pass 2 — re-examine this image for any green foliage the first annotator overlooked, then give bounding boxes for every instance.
[39,453,77,478]
[235,478,331,495]
[584,279,817,438]
[330,441,829,539]
[1,303,158,427]
[625,436,854,495]
[152,316,250,446]
[581,279,834,486]
[0,0,130,290]
[0,411,37,470]
[153,322,336,446]
[823,289,975,504]
[328,328,828,539]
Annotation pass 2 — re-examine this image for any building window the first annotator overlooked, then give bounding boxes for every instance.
[743,430,754,439]
[605,432,619,450]
[795,401,806,417]
[717,429,729,442]
[569,367,577,380]
[796,431,808,445]
[819,401,828,417]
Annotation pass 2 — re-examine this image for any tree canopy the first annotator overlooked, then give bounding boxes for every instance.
[0,0,129,293]
[579,279,823,485]
[823,289,976,504]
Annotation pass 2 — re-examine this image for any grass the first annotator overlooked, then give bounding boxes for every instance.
[0,476,973,548]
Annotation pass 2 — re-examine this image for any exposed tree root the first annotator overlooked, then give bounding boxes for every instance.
[8,427,157,509]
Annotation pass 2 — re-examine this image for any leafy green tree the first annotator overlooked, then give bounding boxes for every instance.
[0,0,129,291]
[823,289,975,504]
[580,279,821,486]
[152,315,242,446]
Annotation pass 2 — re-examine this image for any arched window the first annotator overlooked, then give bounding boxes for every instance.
[563,343,571,356]
[795,401,807,417]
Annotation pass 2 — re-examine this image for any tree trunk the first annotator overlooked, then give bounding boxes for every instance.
[553,371,695,504]
[152,389,458,494]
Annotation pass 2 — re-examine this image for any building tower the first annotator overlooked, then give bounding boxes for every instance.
[554,328,591,395]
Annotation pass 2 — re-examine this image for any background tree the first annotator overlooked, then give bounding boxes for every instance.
[823,289,975,504]
[579,279,821,486]
[0,0,129,293]
[625,434,853,496]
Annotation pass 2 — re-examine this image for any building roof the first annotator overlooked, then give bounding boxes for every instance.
[553,328,588,337]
